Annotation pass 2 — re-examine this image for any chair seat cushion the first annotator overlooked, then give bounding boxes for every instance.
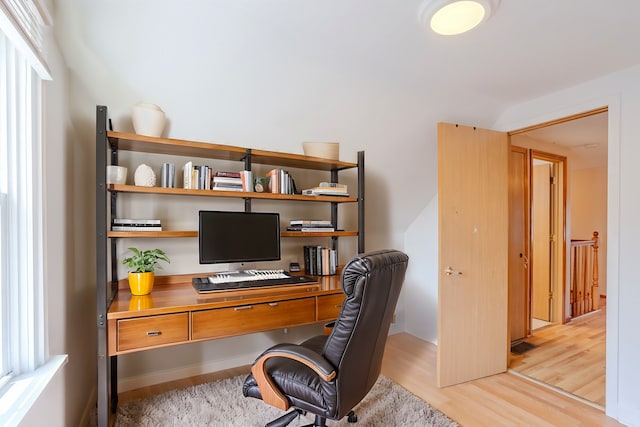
[243,335,337,417]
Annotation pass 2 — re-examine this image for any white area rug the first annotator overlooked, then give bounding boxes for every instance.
[115,374,458,426]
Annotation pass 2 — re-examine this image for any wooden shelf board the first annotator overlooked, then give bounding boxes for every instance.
[107,131,357,171]
[108,184,358,203]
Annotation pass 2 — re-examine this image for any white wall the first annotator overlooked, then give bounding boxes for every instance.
[52,0,444,405]
[570,166,607,294]
[403,196,438,343]
[401,65,640,426]
[492,64,640,426]
[38,2,638,425]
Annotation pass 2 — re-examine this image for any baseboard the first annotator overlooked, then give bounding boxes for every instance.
[80,385,97,427]
[117,353,256,392]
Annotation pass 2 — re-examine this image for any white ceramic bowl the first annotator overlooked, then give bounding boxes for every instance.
[302,142,340,160]
[106,165,127,184]
[132,103,166,137]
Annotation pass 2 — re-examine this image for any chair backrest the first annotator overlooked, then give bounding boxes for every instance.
[322,249,409,417]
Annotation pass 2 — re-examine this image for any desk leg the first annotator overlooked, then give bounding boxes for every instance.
[110,355,118,412]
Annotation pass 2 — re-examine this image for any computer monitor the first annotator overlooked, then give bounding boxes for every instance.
[198,210,281,264]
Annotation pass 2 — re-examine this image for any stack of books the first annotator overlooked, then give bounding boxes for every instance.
[183,161,214,190]
[111,218,162,232]
[286,219,335,232]
[267,168,297,194]
[302,182,349,196]
[212,171,243,192]
[304,246,338,276]
[182,163,250,192]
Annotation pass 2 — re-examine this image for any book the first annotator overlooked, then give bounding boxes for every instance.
[212,183,243,191]
[215,171,241,178]
[290,219,332,226]
[113,218,161,225]
[213,176,242,185]
[303,245,337,276]
[111,225,162,231]
[267,168,279,193]
[240,170,253,192]
[183,161,193,189]
[286,226,335,232]
[302,186,350,196]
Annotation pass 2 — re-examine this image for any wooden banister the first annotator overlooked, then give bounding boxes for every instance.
[570,231,599,318]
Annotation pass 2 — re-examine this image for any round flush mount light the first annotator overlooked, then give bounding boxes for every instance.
[419,0,498,35]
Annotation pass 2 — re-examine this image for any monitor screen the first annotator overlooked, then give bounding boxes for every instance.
[198,210,281,264]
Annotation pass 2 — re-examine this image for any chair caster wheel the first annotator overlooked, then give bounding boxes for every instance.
[347,411,358,423]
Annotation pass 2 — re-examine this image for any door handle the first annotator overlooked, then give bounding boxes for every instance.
[444,266,462,276]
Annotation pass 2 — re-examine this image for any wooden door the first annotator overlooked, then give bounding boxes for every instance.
[437,122,509,387]
[532,163,552,321]
[508,146,530,342]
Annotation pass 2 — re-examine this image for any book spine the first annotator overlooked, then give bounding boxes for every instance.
[268,168,280,194]
[111,226,163,232]
[215,171,241,178]
[286,227,335,232]
[183,161,193,189]
[213,176,242,184]
[241,170,253,192]
[316,246,322,275]
[304,246,312,275]
[113,219,161,224]
[290,220,332,226]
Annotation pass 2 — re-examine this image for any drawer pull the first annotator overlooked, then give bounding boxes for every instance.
[146,330,162,336]
[335,305,341,308]
[234,305,253,311]
[268,302,279,307]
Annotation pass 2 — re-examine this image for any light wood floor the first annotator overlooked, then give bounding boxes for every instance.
[119,331,622,426]
[510,300,606,407]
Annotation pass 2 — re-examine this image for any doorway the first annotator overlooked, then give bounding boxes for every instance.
[508,108,608,407]
[508,148,566,343]
[531,151,566,328]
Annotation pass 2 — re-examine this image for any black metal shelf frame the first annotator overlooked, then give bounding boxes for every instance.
[94,105,364,426]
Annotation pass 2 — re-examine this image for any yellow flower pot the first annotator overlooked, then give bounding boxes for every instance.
[129,295,154,311]
[128,271,154,295]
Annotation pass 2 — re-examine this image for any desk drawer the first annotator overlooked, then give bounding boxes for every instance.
[317,293,344,321]
[192,297,315,340]
[117,313,189,352]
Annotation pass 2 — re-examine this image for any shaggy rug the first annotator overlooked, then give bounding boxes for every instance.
[115,374,458,426]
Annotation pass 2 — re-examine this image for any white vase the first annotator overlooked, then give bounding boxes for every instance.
[132,102,166,137]
[134,164,156,187]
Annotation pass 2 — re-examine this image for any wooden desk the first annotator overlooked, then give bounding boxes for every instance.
[107,273,345,356]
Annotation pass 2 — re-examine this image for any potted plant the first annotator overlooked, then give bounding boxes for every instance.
[122,247,170,295]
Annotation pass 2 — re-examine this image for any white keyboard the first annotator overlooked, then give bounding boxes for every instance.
[208,269,289,284]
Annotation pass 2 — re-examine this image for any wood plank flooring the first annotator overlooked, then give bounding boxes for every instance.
[118,330,621,426]
[509,299,606,407]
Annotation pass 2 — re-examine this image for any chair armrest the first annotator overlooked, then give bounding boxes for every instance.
[251,343,337,411]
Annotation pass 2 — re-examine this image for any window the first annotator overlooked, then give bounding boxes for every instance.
[0,26,45,382]
[0,3,65,426]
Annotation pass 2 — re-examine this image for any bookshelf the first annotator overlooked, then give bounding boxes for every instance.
[95,105,364,426]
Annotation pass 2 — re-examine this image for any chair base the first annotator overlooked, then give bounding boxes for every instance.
[265,409,306,427]
[264,409,358,427]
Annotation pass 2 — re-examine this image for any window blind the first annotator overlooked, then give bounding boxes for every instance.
[0,0,51,79]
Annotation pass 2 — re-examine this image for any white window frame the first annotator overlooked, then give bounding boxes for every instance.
[0,3,66,426]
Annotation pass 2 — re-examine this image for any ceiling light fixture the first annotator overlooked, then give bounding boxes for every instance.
[419,0,498,35]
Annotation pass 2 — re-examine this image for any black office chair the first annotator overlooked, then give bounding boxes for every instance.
[243,249,409,427]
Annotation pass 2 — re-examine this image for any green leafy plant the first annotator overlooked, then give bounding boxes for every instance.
[122,248,170,273]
